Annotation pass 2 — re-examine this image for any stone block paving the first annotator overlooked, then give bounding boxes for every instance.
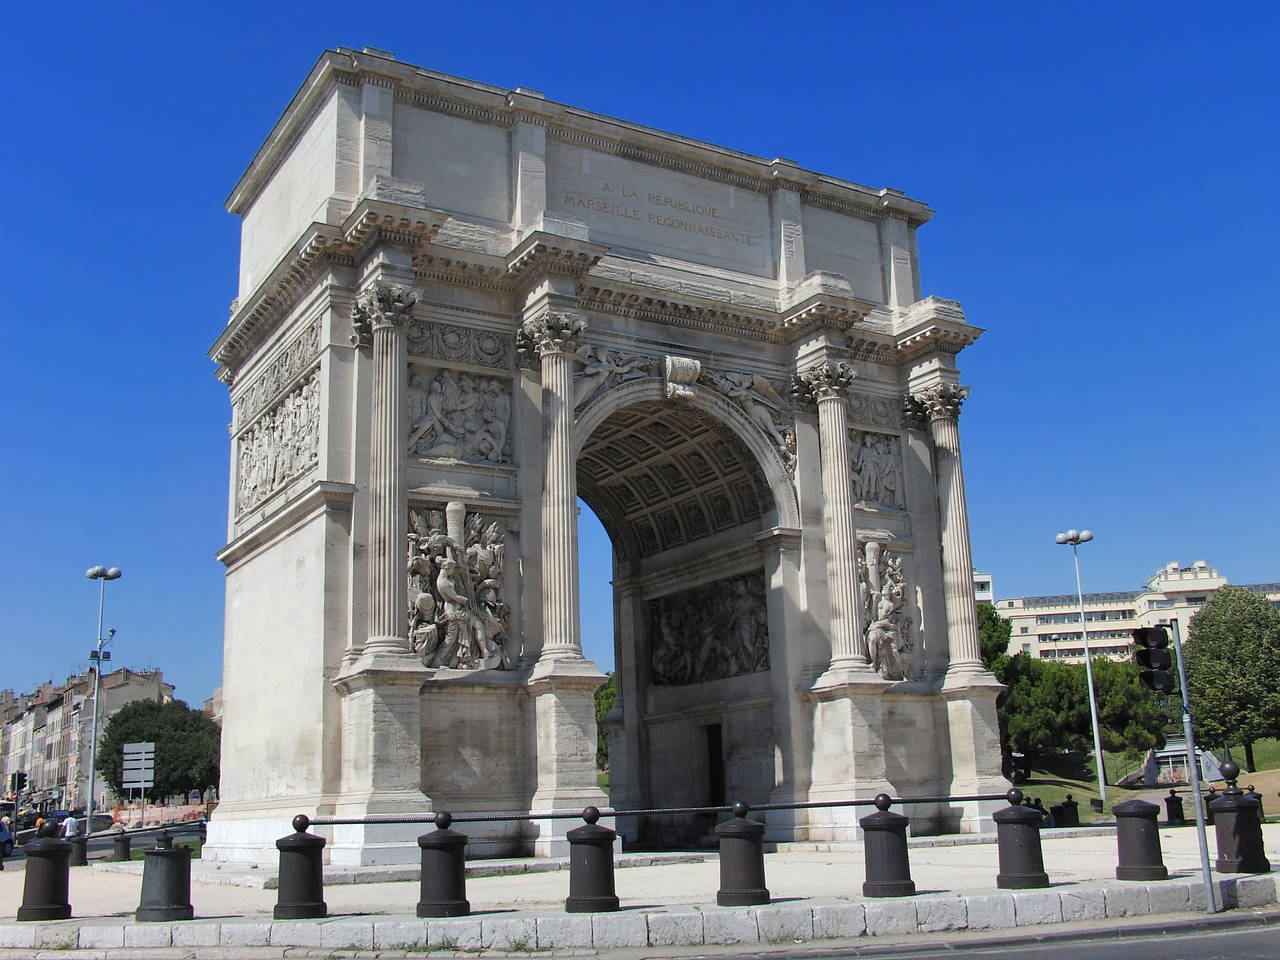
[2,826,1280,956]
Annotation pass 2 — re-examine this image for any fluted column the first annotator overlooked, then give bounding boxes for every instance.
[794,361,871,675]
[519,311,588,661]
[352,281,419,655]
[908,384,983,676]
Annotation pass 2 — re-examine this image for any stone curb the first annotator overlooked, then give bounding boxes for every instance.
[0,874,1273,953]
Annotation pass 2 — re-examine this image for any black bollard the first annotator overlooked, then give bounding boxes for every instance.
[16,832,73,921]
[1164,789,1185,826]
[113,832,132,862]
[136,831,194,921]
[993,788,1049,889]
[417,812,469,917]
[1059,794,1080,827]
[1247,786,1265,818]
[1049,803,1064,826]
[860,794,915,897]
[275,815,327,919]
[716,802,769,906]
[1211,762,1271,874]
[68,835,88,867]
[565,806,619,913]
[1113,799,1167,881]
[1205,788,1217,825]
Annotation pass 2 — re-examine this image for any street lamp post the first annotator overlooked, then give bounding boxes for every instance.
[85,565,121,820]
[1054,529,1107,806]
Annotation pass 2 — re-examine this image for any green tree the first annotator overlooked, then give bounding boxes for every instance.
[995,654,1168,778]
[1091,657,1169,759]
[978,602,1012,670]
[97,699,220,802]
[1184,585,1280,771]
[594,673,616,771]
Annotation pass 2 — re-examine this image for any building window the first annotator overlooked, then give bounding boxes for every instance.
[1022,643,1031,653]
[1020,627,1028,634]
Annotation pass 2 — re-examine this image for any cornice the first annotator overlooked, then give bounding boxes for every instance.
[577,279,783,343]
[505,231,608,288]
[891,297,983,363]
[210,225,345,382]
[212,202,446,380]
[218,481,356,569]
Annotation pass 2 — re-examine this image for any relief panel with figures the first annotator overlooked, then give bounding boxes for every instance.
[648,572,769,686]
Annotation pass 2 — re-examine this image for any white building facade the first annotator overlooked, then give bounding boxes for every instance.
[998,560,1280,663]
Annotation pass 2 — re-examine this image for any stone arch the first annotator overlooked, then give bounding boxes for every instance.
[572,376,800,536]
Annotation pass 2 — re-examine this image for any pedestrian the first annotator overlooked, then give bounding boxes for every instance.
[61,813,80,838]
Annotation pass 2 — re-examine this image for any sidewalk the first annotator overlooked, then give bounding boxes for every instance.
[1,823,1278,957]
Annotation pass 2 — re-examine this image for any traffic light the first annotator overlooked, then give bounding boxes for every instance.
[1133,627,1174,693]
[12,771,27,792]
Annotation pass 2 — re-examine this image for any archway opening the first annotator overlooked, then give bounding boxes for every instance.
[575,398,780,847]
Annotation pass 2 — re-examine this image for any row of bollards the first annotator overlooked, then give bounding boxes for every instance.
[17,778,1274,922]
[17,828,195,922]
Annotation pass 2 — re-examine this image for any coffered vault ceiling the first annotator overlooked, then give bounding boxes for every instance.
[577,401,775,562]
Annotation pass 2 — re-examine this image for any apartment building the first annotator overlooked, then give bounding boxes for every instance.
[1,667,173,812]
[997,561,1280,663]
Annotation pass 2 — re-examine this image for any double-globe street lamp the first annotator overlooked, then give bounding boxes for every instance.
[85,565,122,819]
[1053,529,1107,806]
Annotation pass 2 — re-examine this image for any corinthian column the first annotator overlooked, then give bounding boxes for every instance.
[519,310,588,662]
[907,384,984,677]
[352,281,419,655]
[794,361,872,677]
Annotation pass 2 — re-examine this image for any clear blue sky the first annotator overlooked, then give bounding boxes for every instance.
[3,1,1276,700]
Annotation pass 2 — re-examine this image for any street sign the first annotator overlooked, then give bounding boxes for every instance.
[122,741,156,790]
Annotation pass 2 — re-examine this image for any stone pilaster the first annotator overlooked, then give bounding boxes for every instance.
[905,384,983,678]
[518,310,588,663]
[352,280,419,655]
[793,361,872,679]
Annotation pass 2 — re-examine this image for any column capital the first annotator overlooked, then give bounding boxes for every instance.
[516,310,588,364]
[791,361,855,408]
[351,280,420,346]
[906,383,970,424]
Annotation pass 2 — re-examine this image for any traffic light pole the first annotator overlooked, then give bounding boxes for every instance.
[1169,618,1217,913]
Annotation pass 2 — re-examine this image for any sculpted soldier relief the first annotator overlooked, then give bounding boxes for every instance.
[858,541,915,681]
[408,368,512,463]
[407,503,511,671]
[235,371,320,515]
[849,430,905,510]
[648,572,769,686]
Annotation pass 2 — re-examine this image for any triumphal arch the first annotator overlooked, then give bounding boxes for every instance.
[206,47,1004,865]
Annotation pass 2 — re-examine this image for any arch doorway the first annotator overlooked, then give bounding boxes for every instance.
[575,393,797,847]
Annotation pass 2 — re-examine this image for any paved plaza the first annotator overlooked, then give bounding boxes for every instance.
[2,824,1279,956]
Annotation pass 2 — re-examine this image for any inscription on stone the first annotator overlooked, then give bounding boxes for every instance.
[549,149,769,274]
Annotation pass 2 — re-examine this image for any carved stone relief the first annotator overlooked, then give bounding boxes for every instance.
[407,368,512,463]
[847,390,903,431]
[407,501,511,671]
[573,346,657,410]
[406,319,510,368]
[663,356,701,400]
[702,368,795,470]
[848,430,906,510]
[235,371,321,515]
[858,540,915,680]
[231,320,321,430]
[648,572,769,686]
